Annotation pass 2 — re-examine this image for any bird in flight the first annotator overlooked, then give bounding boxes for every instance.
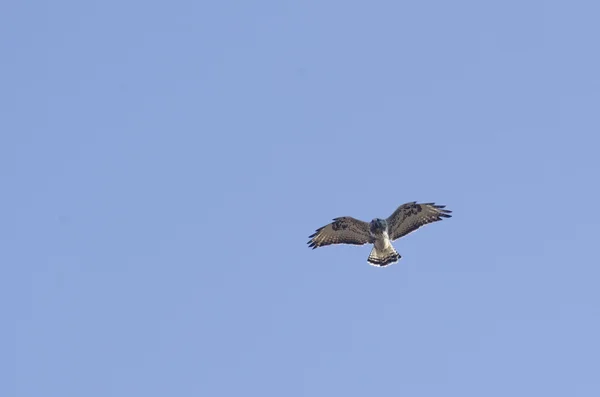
[307,202,452,267]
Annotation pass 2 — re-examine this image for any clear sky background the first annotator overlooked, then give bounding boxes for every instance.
[3,0,600,396]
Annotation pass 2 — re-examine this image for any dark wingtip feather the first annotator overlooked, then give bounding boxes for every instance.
[430,203,452,213]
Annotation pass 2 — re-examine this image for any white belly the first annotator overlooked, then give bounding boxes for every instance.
[373,232,391,251]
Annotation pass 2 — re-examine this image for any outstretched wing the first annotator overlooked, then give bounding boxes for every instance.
[386,202,452,241]
[307,217,372,249]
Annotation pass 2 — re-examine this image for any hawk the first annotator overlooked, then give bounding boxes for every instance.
[307,202,452,267]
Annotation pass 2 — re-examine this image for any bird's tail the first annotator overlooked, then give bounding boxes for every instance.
[367,245,401,267]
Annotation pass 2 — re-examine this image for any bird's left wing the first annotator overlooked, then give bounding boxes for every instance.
[307,217,372,249]
[386,202,452,241]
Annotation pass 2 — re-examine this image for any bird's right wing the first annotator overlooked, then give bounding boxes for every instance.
[387,202,452,241]
[307,217,372,249]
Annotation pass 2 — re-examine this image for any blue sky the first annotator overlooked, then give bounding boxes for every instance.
[3,0,600,396]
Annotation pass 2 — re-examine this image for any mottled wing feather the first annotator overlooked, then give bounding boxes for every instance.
[386,202,452,241]
[307,217,372,249]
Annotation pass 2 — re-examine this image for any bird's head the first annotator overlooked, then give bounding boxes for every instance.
[370,218,387,234]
